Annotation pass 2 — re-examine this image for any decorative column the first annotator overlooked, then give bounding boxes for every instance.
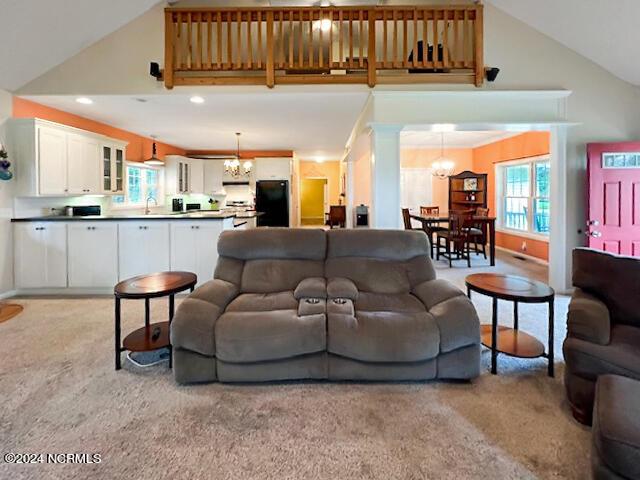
[549,125,569,292]
[370,125,403,229]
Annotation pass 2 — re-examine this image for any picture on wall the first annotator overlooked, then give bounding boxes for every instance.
[463,178,478,191]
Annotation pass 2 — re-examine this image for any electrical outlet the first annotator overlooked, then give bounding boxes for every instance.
[521,241,527,252]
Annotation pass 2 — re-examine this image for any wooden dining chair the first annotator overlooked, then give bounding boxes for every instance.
[436,210,474,267]
[419,205,447,259]
[466,207,490,259]
[402,208,414,230]
[420,206,440,217]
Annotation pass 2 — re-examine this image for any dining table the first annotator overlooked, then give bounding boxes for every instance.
[409,213,497,266]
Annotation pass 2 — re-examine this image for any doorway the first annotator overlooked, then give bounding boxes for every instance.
[301,178,328,226]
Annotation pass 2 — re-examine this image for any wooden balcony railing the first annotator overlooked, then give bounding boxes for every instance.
[164,5,484,89]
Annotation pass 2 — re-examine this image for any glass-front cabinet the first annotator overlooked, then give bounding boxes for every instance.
[102,143,126,194]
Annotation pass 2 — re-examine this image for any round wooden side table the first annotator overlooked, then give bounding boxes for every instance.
[114,271,197,371]
[465,273,555,377]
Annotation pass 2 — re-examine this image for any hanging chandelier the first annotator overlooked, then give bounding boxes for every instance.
[224,132,252,179]
[430,132,455,179]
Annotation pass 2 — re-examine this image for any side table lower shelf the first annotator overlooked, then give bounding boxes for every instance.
[122,321,170,353]
[480,325,545,358]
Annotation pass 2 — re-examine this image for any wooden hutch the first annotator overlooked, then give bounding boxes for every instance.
[448,170,488,212]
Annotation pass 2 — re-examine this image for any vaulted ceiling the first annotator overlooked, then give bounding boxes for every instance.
[0,0,160,91]
[486,0,640,87]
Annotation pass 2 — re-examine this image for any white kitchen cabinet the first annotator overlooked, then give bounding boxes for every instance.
[165,156,188,195]
[118,222,170,280]
[14,222,67,289]
[101,143,125,194]
[203,160,225,194]
[38,126,68,195]
[67,134,100,194]
[188,158,204,194]
[170,219,233,286]
[254,157,291,181]
[166,156,204,195]
[67,222,119,288]
[9,118,126,197]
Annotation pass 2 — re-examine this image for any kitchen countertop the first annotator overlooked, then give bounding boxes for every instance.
[11,210,264,222]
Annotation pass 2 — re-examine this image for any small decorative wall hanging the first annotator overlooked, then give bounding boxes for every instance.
[0,141,12,181]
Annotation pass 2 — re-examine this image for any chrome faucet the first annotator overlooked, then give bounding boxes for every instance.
[145,196,157,215]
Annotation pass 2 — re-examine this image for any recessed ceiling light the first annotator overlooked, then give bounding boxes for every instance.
[76,97,93,105]
[190,96,205,104]
[134,98,148,103]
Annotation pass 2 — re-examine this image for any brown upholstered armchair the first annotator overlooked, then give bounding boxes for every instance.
[563,248,640,424]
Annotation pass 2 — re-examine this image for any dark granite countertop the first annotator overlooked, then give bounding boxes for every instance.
[11,211,264,222]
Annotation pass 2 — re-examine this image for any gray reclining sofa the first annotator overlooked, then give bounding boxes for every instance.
[170,228,481,383]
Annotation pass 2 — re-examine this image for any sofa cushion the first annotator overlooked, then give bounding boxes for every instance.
[294,277,327,299]
[412,279,480,353]
[240,259,324,293]
[573,248,640,328]
[327,229,431,261]
[563,325,640,380]
[218,228,327,260]
[327,277,359,300]
[356,292,426,313]
[170,279,239,356]
[226,291,298,312]
[568,288,611,345]
[328,309,440,363]
[593,375,640,480]
[325,229,436,294]
[215,310,326,363]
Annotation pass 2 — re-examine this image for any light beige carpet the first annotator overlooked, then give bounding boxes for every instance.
[0,254,590,480]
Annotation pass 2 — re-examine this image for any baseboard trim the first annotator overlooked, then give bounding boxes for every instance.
[0,290,18,300]
[495,246,549,266]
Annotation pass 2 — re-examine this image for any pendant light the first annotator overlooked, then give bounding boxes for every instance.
[144,136,163,166]
[430,132,455,179]
[224,132,252,178]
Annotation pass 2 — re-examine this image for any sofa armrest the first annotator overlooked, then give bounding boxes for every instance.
[567,288,611,345]
[170,279,239,356]
[327,277,359,301]
[294,277,327,299]
[412,279,480,353]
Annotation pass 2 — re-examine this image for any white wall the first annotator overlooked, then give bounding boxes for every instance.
[0,89,14,295]
[482,2,640,283]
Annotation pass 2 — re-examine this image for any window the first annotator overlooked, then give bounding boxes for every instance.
[497,157,550,236]
[602,152,640,168]
[112,164,163,207]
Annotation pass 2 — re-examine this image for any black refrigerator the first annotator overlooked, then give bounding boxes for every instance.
[256,180,289,227]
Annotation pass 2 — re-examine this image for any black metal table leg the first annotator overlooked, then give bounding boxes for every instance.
[467,286,471,298]
[168,294,175,369]
[145,298,150,327]
[491,297,498,374]
[513,301,519,330]
[548,297,555,377]
[115,296,121,370]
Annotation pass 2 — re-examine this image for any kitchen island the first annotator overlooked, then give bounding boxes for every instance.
[11,211,262,294]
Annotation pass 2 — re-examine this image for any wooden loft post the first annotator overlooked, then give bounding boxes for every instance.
[266,11,275,88]
[367,8,377,87]
[164,11,175,89]
[474,4,484,87]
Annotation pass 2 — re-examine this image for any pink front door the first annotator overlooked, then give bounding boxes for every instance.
[587,142,640,256]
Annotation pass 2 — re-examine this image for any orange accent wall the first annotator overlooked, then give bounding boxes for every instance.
[12,97,185,161]
[472,132,550,261]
